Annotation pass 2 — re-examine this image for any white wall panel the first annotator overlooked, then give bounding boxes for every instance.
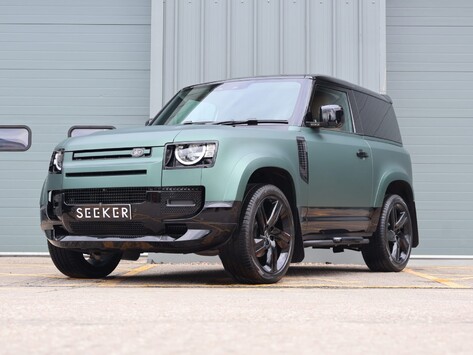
[150,0,386,109]
[334,0,359,83]
[255,0,280,75]
[387,0,473,256]
[202,0,228,82]
[282,0,306,73]
[308,0,333,74]
[0,0,151,252]
[176,0,202,89]
[229,0,254,78]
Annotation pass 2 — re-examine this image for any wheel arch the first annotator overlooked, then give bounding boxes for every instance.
[384,180,419,248]
[246,167,305,263]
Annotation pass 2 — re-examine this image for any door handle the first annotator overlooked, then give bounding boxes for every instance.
[356,149,369,159]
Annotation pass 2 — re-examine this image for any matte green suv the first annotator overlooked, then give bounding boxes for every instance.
[40,75,419,283]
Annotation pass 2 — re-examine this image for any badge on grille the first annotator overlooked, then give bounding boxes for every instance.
[131,148,145,158]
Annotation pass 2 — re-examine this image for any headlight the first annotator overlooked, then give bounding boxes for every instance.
[165,142,217,168]
[49,149,64,173]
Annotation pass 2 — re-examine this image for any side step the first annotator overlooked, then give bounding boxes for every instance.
[303,235,370,248]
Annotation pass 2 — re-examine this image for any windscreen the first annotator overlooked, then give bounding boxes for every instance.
[153,79,306,126]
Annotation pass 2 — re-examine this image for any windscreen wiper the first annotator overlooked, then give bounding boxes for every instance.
[213,119,288,126]
[182,121,215,125]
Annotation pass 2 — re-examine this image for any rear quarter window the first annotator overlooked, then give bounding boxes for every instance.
[353,91,402,144]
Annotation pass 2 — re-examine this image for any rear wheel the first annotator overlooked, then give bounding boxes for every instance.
[362,194,413,272]
[48,241,122,278]
[219,184,295,284]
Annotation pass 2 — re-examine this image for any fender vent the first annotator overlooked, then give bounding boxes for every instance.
[297,137,309,183]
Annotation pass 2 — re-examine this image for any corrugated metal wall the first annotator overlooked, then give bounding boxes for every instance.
[150,0,386,112]
[0,0,151,252]
[387,0,473,255]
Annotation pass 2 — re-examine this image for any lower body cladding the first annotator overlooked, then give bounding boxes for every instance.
[40,186,240,254]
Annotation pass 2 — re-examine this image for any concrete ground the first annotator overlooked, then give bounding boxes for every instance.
[1,257,472,354]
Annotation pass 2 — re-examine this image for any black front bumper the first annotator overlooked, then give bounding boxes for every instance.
[41,187,241,254]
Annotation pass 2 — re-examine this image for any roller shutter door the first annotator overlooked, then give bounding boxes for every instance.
[0,0,151,252]
[387,0,473,256]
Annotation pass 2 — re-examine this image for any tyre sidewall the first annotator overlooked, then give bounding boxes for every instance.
[241,185,295,282]
[377,194,413,271]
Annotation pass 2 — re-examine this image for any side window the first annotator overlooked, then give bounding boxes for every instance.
[353,91,402,144]
[310,87,353,132]
[0,126,31,151]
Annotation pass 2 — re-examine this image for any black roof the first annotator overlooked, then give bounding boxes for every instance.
[185,74,392,104]
[313,75,392,104]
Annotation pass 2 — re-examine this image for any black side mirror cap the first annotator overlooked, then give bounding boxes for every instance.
[145,118,153,126]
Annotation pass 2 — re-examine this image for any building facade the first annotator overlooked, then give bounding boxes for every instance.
[1,0,472,257]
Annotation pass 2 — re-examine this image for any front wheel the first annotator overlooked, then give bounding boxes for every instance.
[48,241,122,278]
[362,194,413,272]
[219,184,295,284]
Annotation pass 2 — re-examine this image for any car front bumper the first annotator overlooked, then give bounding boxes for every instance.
[40,186,240,254]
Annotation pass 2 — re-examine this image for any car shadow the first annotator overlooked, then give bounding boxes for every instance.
[103,263,371,287]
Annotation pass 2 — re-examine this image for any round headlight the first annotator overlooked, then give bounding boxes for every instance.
[53,150,64,171]
[175,144,206,166]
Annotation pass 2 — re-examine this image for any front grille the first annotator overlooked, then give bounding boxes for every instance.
[72,147,152,161]
[63,187,203,208]
[63,187,159,204]
[56,187,205,227]
[69,221,154,236]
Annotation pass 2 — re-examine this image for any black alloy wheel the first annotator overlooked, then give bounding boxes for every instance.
[362,194,413,272]
[219,184,295,284]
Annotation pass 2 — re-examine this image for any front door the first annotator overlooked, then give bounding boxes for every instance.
[302,86,373,234]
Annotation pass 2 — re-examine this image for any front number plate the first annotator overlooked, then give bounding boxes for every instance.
[72,205,132,220]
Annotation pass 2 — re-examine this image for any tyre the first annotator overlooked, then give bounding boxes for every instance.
[362,194,413,272]
[48,241,122,278]
[219,184,295,284]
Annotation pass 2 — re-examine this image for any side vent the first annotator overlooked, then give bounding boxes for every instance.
[296,137,309,183]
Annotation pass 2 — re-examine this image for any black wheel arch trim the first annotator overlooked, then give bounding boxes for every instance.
[246,167,305,262]
[385,181,419,248]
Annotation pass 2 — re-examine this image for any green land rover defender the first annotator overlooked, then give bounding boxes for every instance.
[40,75,419,283]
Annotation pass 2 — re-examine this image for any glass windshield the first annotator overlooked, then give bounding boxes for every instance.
[153,79,307,126]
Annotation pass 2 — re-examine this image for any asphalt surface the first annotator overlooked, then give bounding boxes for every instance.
[1,257,473,354]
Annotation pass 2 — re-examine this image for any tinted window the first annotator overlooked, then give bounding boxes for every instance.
[310,86,353,132]
[0,126,31,151]
[353,91,402,143]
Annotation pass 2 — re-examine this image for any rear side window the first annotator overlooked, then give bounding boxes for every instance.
[353,91,402,144]
[0,126,31,151]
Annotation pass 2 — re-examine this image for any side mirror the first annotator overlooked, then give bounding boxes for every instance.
[145,118,153,126]
[307,104,344,128]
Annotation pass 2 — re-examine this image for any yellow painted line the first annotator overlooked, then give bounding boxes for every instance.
[291,277,361,284]
[452,276,473,281]
[98,264,157,287]
[404,268,469,289]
